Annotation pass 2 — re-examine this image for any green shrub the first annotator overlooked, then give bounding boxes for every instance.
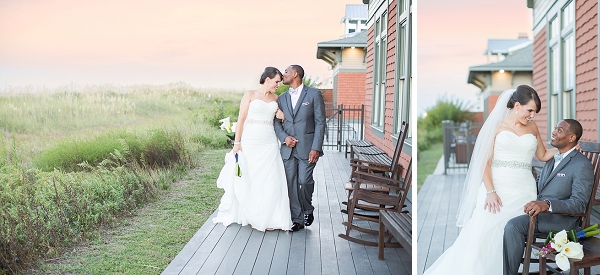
[190,127,231,149]
[417,97,473,152]
[0,150,159,273]
[142,129,187,168]
[202,99,240,128]
[34,129,189,172]
[33,131,141,172]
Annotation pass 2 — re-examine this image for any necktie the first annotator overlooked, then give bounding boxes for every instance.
[554,152,563,162]
[289,87,298,95]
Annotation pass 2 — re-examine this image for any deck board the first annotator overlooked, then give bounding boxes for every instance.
[162,151,411,275]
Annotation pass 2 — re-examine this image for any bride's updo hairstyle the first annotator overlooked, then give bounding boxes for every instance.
[506,85,541,113]
[259,67,283,84]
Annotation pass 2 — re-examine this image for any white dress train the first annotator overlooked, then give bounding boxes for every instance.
[424,131,538,274]
[212,100,292,231]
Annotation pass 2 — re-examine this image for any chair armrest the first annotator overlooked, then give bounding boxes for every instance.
[353,175,402,191]
[354,170,403,183]
[543,211,586,218]
[350,158,391,168]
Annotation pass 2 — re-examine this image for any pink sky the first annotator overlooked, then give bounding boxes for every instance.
[0,0,354,90]
[418,0,533,113]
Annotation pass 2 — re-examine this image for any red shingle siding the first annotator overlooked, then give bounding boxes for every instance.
[363,0,409,171]
[533,28,548,141]
[336,72,366,107]
[576,0,598,141]
[321,89,333,104]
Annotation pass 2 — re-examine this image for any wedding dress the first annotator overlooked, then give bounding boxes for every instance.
[212,100,292,231]
[424,131,538,274]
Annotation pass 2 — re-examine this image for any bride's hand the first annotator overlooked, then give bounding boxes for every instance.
[233,144,242,155]
[484,192,503,214]
[275,108,285,120]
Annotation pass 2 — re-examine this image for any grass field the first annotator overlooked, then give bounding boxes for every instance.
[30,149,228,275]
[417,142,443,192]
[0,83,242,274]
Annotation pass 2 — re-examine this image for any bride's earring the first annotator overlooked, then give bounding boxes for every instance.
[516,110,518,114]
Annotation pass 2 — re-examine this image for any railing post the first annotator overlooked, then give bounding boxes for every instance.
[360,104,364,140]
[465,121,473,166]
[338,103,343,152]
[442,120,454,175]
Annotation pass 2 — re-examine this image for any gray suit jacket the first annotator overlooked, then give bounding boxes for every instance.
[274,86,326,160]
[536,149,594,233]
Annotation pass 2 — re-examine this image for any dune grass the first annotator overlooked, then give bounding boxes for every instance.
[29,149,228,275]
[0,83,241,274]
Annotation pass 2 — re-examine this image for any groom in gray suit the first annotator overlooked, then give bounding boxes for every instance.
[274,65,326,232]
[503,119,594,275]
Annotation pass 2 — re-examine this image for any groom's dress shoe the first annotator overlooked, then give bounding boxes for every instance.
[304,213,314,226]
[291,222,304,232]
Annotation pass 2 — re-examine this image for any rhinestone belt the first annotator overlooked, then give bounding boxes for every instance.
[245,119,273,126]
[491,159,532,170]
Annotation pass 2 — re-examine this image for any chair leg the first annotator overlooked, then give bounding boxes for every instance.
[522,216,537,275]
[378,221,385,260]
[345,194,357,236]
[539,256,546,275]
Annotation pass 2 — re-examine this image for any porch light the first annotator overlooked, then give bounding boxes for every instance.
[499,69,505,73]
[351,46,356,49]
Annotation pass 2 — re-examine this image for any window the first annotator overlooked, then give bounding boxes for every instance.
[349,29,355,33]
[394,0,411,138]
[372,12,387,128]
[547,0,575,133]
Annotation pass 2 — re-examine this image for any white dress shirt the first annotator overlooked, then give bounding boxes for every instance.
[289,84,304,109]
[553,146,576,171]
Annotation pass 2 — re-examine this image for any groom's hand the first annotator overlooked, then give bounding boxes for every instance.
[524,200,549,217]
[309,150,320,164]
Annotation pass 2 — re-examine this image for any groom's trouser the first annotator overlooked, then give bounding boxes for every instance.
[283,154,316,224]
[503,215,539,275]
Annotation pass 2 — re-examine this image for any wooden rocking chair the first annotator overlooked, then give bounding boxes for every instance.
[344,121,409,204]
[338,158,412,246]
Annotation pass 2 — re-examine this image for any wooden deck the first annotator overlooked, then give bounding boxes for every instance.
[162,151,412,275]
[417,173,600,275]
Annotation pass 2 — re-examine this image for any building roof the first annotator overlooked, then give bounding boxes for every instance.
[468,43,533,89]
[316,31,367,67]
[485,38,531,55]
[343,4,368,19]
[317,31,367,48]
[470,43,533,72]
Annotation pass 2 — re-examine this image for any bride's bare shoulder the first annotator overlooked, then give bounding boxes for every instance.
[525,120,541,135]
[495,120,511,136]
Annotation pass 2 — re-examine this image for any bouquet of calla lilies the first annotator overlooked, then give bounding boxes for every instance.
[536,224,600,270]
[219,117,237,145]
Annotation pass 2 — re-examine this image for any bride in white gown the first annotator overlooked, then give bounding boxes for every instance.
[213,67,292,231]
[424,86,558,274]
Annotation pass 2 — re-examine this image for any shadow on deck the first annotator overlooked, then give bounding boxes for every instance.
[162,151,412,275]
